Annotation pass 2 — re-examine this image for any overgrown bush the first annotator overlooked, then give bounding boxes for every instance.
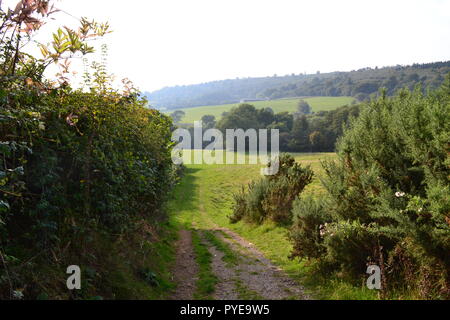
[289,81,450,299]
[0,1,177,299]
[289,196,331,259]
[230,154,313,224]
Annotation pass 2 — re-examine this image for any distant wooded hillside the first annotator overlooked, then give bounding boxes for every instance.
[146,61,450,109]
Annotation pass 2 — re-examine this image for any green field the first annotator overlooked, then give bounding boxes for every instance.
[167,152,378,299]
[168,97,355,124]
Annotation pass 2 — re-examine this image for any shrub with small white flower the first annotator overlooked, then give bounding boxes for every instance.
[289,80,450,299]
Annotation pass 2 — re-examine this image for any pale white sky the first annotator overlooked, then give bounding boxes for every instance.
[5,0,450,91]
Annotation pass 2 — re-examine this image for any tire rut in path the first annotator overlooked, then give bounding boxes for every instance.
[196,199,310,300]
[169,227,310,299]
[169,229,198,300]
[201,229,310,300]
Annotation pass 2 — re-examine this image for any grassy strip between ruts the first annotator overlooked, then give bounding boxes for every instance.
[191,230,218,299]
[203,231,239,267]
[203,230,264,300]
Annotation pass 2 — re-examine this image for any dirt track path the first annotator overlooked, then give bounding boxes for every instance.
[170,227,309,300]
[169,171,309,300]
[170,229,198,300]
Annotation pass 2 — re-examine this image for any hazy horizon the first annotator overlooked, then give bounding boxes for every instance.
[4,0,450,92]
[146,60,449,92]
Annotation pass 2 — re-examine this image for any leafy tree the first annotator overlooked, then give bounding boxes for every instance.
[288,115,310,152]
[170,110,186,123]
[256,108,275,127]
[217,104,261,131]
[271,112,294,132]
[201,114,216,129]
[309,131,325,152]
[297,100,312,115]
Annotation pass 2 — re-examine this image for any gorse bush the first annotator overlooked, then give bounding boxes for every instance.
[231,179,269,224]
[289,81,450,299]
[230,154,313,224]
[289,196,331,259]
[0,1,176,299]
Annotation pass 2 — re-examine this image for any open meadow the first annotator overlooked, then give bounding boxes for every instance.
[167,97,355,124]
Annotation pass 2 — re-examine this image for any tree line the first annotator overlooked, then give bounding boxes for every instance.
[179,100,360,153]
[148,61,450,109]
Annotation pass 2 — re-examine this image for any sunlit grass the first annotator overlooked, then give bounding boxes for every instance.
[167,151,378,300]
[168,97,355,123]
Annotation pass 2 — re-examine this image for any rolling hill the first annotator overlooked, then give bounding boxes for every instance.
[146,61,450,110]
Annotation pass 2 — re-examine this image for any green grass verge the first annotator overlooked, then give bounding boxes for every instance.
[105,220,178,300]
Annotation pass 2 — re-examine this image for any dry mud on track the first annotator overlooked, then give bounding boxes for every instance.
[171,228,309,300]
[170,229,198,300]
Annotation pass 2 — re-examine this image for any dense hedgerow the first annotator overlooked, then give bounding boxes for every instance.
[230,154,313,224]
[289,80,450,299]
[0,1,177,299]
